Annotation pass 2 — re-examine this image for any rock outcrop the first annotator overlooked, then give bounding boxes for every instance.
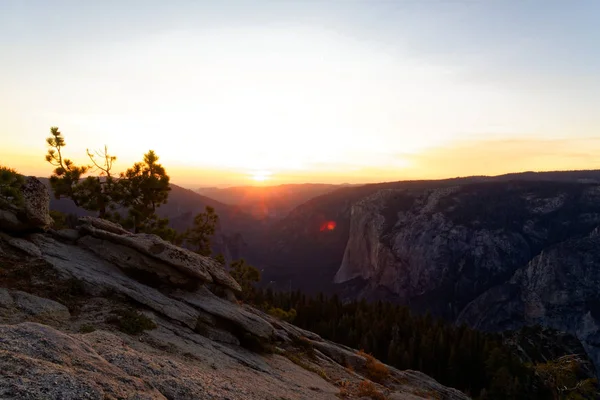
[0,178,467,399]
[0,177,53,232]
[20,177,54,229]
[458,230,600,375]
[79,218,242,292]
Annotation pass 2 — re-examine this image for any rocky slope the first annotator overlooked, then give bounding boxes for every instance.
[0,177,467,400]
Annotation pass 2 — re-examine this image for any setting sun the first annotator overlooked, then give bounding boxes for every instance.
[250,170,272,182]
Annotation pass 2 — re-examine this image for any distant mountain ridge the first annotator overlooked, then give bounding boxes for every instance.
[196,183,356,219]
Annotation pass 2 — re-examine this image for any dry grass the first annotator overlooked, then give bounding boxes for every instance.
[336,380,351,398]
[357,349,390,383]
[356,380,387,400]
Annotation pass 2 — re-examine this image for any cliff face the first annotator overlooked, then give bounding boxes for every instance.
[334,181,600,318]
[458,229,600,376]
[331,179,600,375]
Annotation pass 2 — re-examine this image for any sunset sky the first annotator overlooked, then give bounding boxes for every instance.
[1,1,599,187]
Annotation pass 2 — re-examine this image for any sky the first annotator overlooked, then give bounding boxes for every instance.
[1,0,600,188]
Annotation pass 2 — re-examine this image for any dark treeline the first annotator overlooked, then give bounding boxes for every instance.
[253,288,551,400]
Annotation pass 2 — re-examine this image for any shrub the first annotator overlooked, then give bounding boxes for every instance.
[337,379,351,397]
[267,307,297,323]
[0,166,24,208]
[49,210,79,230]
[49,210,67,229]
[358,350,390,383]
[316,368,329,380]
[107,309,157,335]
[356,380,387,400]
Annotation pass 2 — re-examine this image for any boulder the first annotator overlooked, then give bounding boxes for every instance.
[0,177,53,232]
[79,219,242,292]
[20,177,53,230]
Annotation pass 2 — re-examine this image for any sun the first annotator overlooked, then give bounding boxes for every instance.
[250,170,272,182]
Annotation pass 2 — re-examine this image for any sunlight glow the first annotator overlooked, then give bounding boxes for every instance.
[2,3,600,187]
[250,170,273,182]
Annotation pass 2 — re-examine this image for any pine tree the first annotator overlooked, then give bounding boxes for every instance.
[114,150,171,233]
[45,127,174,241]
[45,127,91,207]
[185,205,219,256]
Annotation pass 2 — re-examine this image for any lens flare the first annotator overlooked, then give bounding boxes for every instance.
[320,220,337,231]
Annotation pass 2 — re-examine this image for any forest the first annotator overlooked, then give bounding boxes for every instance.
[252,288,597,400]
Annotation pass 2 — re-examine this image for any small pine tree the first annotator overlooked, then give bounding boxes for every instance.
[0,166,24,208]
[45,127,90,207]
[229,258,261,301]
[114,150,171,234]
[185,206,219,256]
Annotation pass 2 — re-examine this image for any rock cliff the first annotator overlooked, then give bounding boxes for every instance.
[334,181,600,316]
[329,179,600,375]
[458,228,600,377]
[0,177,467,399]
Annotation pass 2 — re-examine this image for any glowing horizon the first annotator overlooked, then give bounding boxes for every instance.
[2,1,600,188]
